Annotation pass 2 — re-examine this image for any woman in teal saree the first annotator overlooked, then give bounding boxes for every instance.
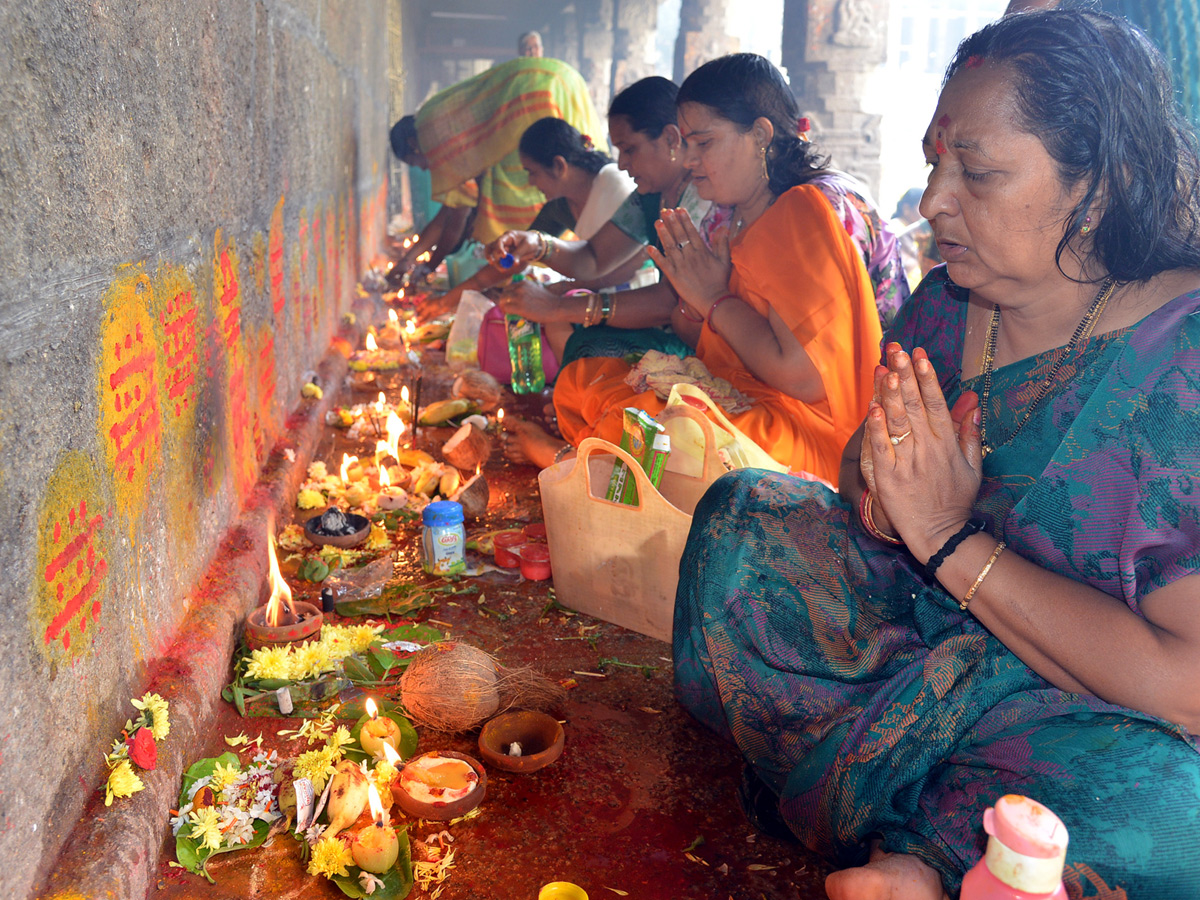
[674,11,1200,900]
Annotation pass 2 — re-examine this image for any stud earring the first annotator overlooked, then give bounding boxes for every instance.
[1081,214,1093,235]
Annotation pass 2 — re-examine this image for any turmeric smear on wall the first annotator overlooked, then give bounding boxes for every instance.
[213,231,257,500]
[153,262,202,558]
[269,194,287,318]
[98,265,163,518]
[32,451,112,668]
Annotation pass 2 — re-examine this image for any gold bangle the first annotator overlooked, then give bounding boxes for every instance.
[960,541,1006,611]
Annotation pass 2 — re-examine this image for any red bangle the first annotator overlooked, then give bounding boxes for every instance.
[707,293,738,336]
[859,488,904,545]
[677,301,704,323]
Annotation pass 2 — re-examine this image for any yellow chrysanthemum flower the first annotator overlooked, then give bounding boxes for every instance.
[373,759,397,794]
[245,645,292,681]
[132,693,171,741]
[297,488,326,509]
[308,834,355,879]
[105,759,145,806]
[210,760,240,796]
[327,726,354,754]
[188,806,225,851]
[294,746,338,793]
[364,523,392,551]
[292,642,335,681]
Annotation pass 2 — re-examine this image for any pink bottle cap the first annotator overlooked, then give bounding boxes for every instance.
[983,794,1069,859]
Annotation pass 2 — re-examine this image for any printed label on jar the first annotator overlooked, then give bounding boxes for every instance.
[422,525,465,575]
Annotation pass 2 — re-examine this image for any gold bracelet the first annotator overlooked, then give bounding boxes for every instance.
[582,292,601,327]
[960,541,1006,611]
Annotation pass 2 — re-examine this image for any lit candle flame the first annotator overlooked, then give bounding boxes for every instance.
[386,411,403,459]
[376,391,387,412]
[416,251,431,263]
[497,408,505,429]
[365,697,379,719]
[367,782,385,827]
[475,464,481,477]
[412,233,420,242]
[365,332,379,352]
[265,523,295,627]
[403,237,412,249]
[401,385,410,404]
[405,320,416,337]
[340,452,359,484]
[388,308,399,324]
[382,742,402,765]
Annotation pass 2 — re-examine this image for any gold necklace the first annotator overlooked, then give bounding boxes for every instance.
[979,277,1117,458]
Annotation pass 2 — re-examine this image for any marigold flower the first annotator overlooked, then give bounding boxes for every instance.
[308,834,355,879]
[105,759,145,805]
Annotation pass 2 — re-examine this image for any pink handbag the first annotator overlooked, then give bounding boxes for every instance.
[476,305,561,384]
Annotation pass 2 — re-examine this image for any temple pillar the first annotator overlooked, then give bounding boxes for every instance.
[673,0,737,82]
[611,0,659,94]
[781,0,889,197]
[577,0,616,117]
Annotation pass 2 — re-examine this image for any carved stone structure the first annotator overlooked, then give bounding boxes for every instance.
[611,0,660,94]
[674,0,738,82]
[782,0,889,198]
[578,0,617,118]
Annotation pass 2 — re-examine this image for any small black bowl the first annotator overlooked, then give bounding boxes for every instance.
[303,509,371,548]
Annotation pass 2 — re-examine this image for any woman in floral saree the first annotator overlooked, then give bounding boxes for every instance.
[674,11,1200,899]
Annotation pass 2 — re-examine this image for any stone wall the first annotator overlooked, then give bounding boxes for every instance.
[0,2,391,897]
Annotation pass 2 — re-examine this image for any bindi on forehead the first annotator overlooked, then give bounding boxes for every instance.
[935,114,951,156]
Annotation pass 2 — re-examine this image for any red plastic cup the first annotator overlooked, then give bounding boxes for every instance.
[493,531,526,568]
[519,543,552,581]
[523,522,547,543]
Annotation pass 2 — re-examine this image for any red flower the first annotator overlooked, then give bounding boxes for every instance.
[797,117,811,135]
[128,726,157,770]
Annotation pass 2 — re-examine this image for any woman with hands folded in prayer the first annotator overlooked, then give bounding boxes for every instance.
[503,54,882,485]
[674,11,1200,900]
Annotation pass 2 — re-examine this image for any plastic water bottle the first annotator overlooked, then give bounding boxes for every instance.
[960,795,1069,900]
[506,313,545,394]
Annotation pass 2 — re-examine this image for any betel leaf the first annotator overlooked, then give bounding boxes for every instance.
[174,753,273,883]
[342,656,376,685]
[329,828,414,899]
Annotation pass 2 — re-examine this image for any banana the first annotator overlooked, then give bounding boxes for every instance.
[395,449,435,468]
[439,468,461,497]
[324,760,369,837]
[418,398,474,426]
[410,465,442,496]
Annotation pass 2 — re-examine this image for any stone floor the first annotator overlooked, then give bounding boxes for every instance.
[139,328,835,899]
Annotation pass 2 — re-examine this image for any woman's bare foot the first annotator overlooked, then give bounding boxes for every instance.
[824,845,949,900]
[501,419,571,469]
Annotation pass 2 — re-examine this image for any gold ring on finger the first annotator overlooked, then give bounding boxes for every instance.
[890,430,912,446]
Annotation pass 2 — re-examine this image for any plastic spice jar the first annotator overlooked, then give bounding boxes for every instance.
[519,543,552,581]
[421,501,466,575]
[492,530,526,568]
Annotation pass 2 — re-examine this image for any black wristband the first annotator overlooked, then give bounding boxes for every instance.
[924,515,988,581]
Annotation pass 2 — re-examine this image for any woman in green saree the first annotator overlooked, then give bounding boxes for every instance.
[674,11,1200,899]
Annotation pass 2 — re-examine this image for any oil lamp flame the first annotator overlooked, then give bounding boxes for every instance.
[365,332,379,352]
[382,742,402,765]
[265,525,295,627]
[405,320,416,337]
[388,308,399,325]
[376,391,387,412]
[386,412,403,459]
[365,697,379,719]
[416,251,431,263]
[367,783,385,826]
[497,408,505,429]
[340,453,358,485]
[376,439,390,465]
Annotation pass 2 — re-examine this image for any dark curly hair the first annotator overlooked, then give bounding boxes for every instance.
[389,115,420,165]
[675,53,828,196]
[607,76,679,139]
[518,117,612,175]
[946,10,1200,282]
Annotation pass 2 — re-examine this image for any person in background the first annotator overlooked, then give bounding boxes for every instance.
[518,31,543,58]
[675,12,1200,899]
[489,76,709,373]
[389,57,602,281]
[504,54,883,485]
[892,185,942,289]
[439,117,639,361]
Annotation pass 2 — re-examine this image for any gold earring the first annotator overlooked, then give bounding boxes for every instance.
[760,146,769,181]
[1081,213,1093,235]
[670,147,676,162]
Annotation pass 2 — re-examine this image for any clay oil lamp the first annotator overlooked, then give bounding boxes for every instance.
[245,526,323,650]
[351,784,400,875]
[359,698,404,760]
[478,710,565,774]
[392,751,486,821]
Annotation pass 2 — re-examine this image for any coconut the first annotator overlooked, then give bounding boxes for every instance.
[451,369,504,412]
[399,641,567,732]
[442,423,492,471]
[451,471,490,520]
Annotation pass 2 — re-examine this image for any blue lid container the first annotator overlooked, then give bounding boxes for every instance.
[423,501,464,526]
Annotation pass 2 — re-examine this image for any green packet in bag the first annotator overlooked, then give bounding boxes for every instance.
[606,408,670,505]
